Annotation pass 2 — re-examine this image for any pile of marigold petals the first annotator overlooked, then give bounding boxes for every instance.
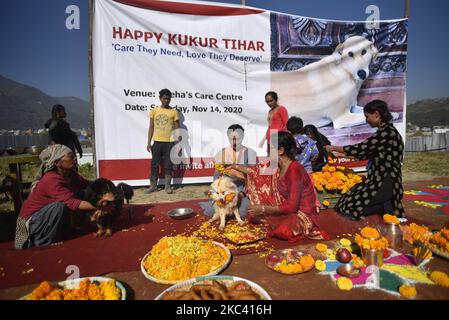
[312,165,363,194]
[400,223,432,245]
[427,227,449,254]
[142,235,229,282]
[26,279,121,300]
[189,221,269,252]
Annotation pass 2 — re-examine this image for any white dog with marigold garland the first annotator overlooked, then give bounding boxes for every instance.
[208,176,243,230]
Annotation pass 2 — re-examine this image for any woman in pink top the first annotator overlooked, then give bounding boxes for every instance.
[259,91,289,154]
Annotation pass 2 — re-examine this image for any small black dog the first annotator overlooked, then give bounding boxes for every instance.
[84,178,133,237]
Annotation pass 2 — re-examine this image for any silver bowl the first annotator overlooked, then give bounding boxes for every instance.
[167,208,194,220]
[337,263,361,278]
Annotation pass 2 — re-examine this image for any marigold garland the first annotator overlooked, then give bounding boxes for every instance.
[355,227,388,250]
[214,164,231,175]
[429,271,449,288]
[399,285,417,299]
[360,227,380,239]
[355,234,389,250]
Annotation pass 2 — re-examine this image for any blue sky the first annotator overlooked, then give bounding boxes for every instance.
[0,0,448,103]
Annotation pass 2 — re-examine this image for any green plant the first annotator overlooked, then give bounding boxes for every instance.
[78,163,96,181]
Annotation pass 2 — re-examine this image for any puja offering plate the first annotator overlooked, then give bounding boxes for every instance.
[141,241,231,284]
[224,228,266,245]
[425,244,449,261]
[337,264,361,278]
[265,249,315,275]
[167,208,194,220]
[20,277,126,300]
[155,275,271,300]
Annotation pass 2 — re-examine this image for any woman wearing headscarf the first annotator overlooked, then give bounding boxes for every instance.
[14,144,96,249]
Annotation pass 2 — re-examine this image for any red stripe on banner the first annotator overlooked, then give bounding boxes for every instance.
[99,158,217,180]
[114,0,264,16]
[332,159,368,169]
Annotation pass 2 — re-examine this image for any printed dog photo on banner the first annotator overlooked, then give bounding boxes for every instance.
[270,13,408,146]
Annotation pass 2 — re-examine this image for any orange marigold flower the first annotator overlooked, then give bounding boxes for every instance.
[360,227,380,239]
[399,285,417,299]
[429,271,449,288]
[383,214,400,225]
[299,255,315,269]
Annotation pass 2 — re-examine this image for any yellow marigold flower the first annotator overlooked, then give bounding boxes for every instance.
[315,243,328,253]
[340,238,351,247]
[429,271,449,287]
[383,214,400,225]
[322,200,330,207]
[315,260,326,272]
[360,227,380,239]
[399,285,417,299]
[337,277,353,291]
[352,256,365,268]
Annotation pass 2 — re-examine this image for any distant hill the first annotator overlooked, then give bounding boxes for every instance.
[0,75,89,130]
[407,98,449,128]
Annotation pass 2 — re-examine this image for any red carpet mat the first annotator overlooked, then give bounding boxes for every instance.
[0,199,425,289]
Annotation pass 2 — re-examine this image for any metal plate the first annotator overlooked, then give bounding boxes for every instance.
[154,275,271,300]
[336,264,361,278]
[20,277,126,300]
[141,241,231,284]
[265,249,314,275]
[167,208,194,220]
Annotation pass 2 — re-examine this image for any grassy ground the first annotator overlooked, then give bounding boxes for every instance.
[1,152,448,209]
[403,151,449,179]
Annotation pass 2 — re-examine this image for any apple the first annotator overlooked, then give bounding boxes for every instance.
[336,248,352,263]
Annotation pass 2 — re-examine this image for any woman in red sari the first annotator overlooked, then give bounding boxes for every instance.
[258,91,289,154]
[230,131,326,242]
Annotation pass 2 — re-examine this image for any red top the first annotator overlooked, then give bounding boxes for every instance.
[266,106,288,142]
[277,161,318,216]
[20,171,89,220]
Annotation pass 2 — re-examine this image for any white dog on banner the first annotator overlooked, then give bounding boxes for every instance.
[271,36,379,129]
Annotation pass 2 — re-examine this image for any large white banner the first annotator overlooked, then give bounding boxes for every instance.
[93,0,408,185]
